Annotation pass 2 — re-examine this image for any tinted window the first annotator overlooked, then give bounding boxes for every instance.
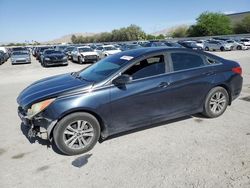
[171,53,204,71]
[78,53,131,82]
[124,55,165,80]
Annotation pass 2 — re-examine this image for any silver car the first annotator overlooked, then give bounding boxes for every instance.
[204,40,233,51]
[11,51,31,65]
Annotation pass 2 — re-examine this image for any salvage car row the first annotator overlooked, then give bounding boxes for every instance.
[0,37,249,67]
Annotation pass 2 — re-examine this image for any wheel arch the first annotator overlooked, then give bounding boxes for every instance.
[214,84,232,105]
[49,109,108,141]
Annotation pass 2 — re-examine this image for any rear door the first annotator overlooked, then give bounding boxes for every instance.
[163,51,216,114]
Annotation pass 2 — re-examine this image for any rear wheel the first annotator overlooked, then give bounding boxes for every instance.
[53,112,100,155]
[205,47,209,51]
[202,87,229,118]
[236,45,242,50]
[220,47,225,51]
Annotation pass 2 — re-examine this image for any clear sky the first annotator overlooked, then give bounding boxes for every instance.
[0,0,249,43]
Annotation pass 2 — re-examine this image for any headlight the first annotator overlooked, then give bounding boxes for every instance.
[45,57,50,61]
[63,56,67,60]
[27,98,55,119]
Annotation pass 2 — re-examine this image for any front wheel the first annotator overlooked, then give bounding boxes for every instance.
[53,112,100,155]
[220,47,225,51]
[202,87,229,118]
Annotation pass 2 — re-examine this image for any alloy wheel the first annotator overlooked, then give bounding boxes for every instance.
[63,120,94,149]
[209,91,226,114]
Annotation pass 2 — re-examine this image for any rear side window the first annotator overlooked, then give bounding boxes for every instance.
[171,53,205,71]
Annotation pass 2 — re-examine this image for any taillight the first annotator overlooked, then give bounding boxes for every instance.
[232,67,242,75]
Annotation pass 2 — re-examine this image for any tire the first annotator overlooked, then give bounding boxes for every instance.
[53,112,100,155]
[78,56,82,64]
[236,45,242,50]
[220,47,225,51]
[205,47,209,51]
[202,87,229,118]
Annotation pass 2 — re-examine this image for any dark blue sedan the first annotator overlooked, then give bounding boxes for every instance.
[17,48,242,155]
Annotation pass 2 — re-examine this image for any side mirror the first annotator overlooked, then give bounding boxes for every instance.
[112,74,132,85]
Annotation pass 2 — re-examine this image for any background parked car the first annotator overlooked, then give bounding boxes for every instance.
[36,46,51,61]
[63,46,75,60]
[11,51,31,65]
[71,46,99,63]
[226,40,248,50]
[0,50,9,62]
[120,44,142,51]
[178,41,203,50]
[143,41,167,47]
[40,49,68,67]
[94,45,121,58]
[55,45,69,52]
[239,38,250,48]
[164,41,184,48]
[204,40,233,51]
[0,51,6,65]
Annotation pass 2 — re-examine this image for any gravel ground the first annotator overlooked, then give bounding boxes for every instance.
[0,51,250,188]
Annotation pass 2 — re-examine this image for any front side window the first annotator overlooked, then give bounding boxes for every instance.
[171,52,205,71]
[124,55,165,80]
[78,53,131,82]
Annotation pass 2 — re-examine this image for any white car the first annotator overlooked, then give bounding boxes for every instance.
[226,40,248,50]
[95,45,121,58]
[71,46,99,64]
[240,38,250,48]
[204,40,233,51]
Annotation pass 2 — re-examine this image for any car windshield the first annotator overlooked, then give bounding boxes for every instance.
[45,50,62,54]
[12,51,28,55]
[104,46,117,51]
[78,53,130,82]
[79,48,93,52]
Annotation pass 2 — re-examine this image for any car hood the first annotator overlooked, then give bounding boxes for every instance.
[17,73,93,108]
[80,51,98,56]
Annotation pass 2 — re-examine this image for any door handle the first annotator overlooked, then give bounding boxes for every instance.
[158,82,170,88]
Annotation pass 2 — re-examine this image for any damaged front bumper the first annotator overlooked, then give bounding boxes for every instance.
[18,106,57,141]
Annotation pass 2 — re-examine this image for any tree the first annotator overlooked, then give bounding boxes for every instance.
[146,34,156,40]
[234,15,250,34]
[71,34,77,43]
[188,12,233,37]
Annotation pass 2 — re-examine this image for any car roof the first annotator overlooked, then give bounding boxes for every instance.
[116,47,208,58]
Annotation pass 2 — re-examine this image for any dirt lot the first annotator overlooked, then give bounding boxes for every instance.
[0,51,250,188]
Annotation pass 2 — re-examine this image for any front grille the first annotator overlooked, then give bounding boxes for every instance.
[50,56,64,61]
[16,59,26,63]
[85,55,97,59]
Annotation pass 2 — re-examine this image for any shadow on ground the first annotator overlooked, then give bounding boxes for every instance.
[72,154,92,168]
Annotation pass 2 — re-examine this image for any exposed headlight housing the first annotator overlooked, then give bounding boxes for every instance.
[27,98,55,119]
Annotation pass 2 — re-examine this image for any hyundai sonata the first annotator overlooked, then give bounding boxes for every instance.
[17,48,242,155]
